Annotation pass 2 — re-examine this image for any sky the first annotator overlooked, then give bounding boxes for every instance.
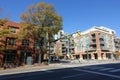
[0,0,120,37]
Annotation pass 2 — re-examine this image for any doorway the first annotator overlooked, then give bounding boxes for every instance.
[20,50,31,64]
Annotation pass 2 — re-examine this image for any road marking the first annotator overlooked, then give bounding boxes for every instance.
[109,69,120,72]
[62,73,87,79]
[99,68,114,71]
[74,69,120,79]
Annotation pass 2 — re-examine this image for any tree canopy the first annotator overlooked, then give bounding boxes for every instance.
[20,2,62,63]
[0,19,13,53]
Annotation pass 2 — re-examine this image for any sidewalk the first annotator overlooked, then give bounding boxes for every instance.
[0,63,61,76]
[69,59,120,64]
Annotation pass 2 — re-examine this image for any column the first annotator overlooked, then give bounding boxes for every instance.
[79,52,83,60]
[91,53,95,60]
[103,53,106,60]
[97,50,102,60]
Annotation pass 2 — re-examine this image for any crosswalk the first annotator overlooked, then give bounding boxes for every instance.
[81,66,120,73]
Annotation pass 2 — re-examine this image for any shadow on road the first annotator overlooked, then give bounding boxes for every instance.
[0,63,120,80]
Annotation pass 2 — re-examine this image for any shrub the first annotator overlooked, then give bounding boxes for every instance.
[44,61,48,65]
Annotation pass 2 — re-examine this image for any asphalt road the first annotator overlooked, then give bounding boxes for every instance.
[0,63,120,80]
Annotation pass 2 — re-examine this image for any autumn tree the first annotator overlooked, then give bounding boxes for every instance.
[0,19,13,52]
[55,42,61,58]
[20,2,62,63]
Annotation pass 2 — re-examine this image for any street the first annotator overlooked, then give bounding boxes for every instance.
[0,62,120,80]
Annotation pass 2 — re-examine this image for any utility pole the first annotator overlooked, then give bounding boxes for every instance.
[48,41,51,64]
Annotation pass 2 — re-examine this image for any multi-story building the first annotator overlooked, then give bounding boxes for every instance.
[73,26,116,60]
[114,37,120,59]
[114,38,120,52]
[55,30,75,59]
[0,21,35,66]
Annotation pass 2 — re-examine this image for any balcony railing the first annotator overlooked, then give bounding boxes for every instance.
[100,47,109,50]
[100,41,104,44]
[90,41,96,45]
[90,47,96,50]
[99,35,104,39]
[91,37,96,39]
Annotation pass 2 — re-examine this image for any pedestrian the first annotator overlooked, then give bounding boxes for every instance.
[3,63,7,70]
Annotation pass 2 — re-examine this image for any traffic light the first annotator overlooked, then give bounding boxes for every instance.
[66,35,70,39]
[77,30,81,36]
[60,38,62,42]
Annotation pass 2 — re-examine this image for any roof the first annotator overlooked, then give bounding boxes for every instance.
[3,21,20,28]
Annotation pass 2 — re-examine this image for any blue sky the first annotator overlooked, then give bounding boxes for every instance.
[0,0,120,37]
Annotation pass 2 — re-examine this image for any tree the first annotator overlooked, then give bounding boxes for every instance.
[0,19,14,65]
[55,42,61,58]
[20,2,62,63]
[0,19,7,27]
[0,19,13,50]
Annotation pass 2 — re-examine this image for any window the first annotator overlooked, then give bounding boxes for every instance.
[8,38,15,45]
[34,42,39,49]
[112,31,114,34]
[9,26,17,33]
[22,39,29,46]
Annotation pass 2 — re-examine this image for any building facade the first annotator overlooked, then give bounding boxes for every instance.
[114,38,120,52]
[1,21,119,67]
[73,26,116,60]
[0,21,35,66]
[54,30,75,59]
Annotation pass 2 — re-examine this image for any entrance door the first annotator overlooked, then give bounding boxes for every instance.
[94,53,98,59]
[106,53,111,59]
[20,50,31,64]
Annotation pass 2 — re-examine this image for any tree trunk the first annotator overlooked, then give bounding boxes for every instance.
[38,53,41,64]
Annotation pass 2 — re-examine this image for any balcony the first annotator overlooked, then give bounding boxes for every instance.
[90,47,96,50]
[70,50,75,54]
[62,44,66,47]
[62,48,66,51]
[91,37,96,40]
[69,46,74,49]
[100,41,104,44]
[115,48,120,52]
[91,34,96,39]
[87,47,96,51]
[90,41,96,45]
[100,47,109,51]
[62,51,66,54]
[115,44,120,47]
[99,35,104,39]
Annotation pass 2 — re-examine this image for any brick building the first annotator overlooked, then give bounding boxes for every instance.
[0,21,35,66]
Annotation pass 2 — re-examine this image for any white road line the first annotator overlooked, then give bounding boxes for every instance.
[74,69,120,79]
[109,69,120,72]
[99,68,114,71]
[62,73,87,79]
